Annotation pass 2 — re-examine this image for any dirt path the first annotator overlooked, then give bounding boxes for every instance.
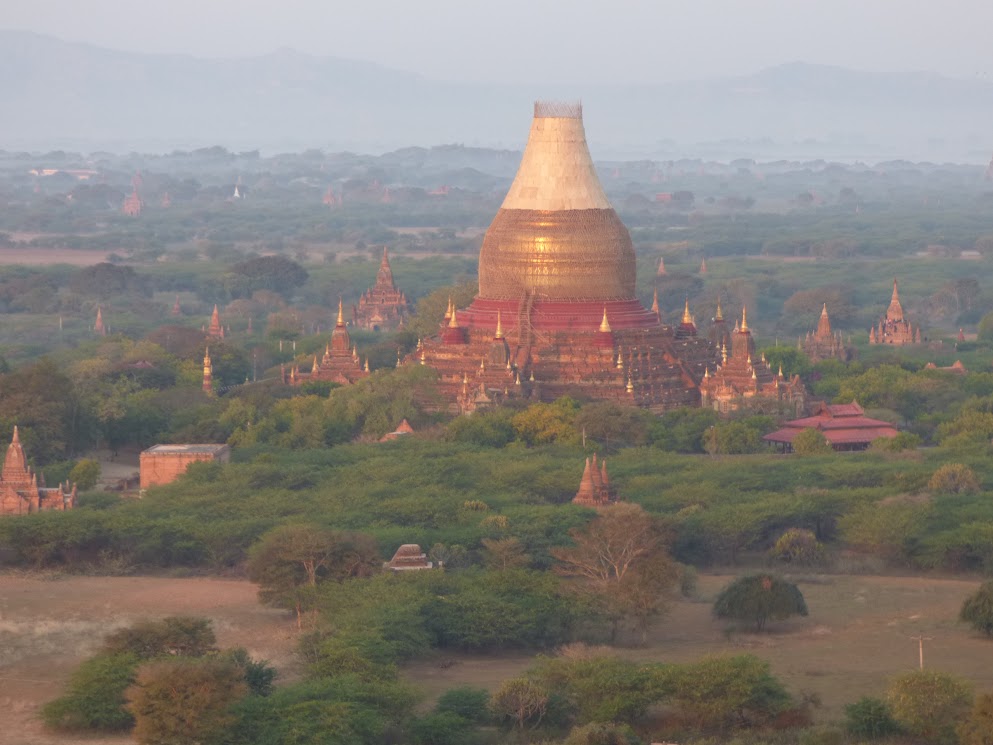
[0,574,298,745]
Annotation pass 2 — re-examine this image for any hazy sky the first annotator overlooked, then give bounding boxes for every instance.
[4,0,993,84]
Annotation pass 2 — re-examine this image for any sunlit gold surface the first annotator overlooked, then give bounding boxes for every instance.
[478,208,636,300]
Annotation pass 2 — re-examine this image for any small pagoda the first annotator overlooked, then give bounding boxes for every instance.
[353,248,410,330]
[206,305,225,340]
[285,299,369,387]
[0,427,77,515]
[802,304,853,362]
[699,308,806,415]
[572,453,617,508]
[869,279,922,345]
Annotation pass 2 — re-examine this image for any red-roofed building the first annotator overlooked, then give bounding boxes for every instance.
[763,401,898,452]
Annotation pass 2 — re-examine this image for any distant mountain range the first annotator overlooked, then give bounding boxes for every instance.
[2,30,992,162]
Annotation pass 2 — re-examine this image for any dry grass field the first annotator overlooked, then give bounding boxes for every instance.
[0,574,298,745]
[0,248,114,266]
[1,571,990,743]
[406,573,993,723]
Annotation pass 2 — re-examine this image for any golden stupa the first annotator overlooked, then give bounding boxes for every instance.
[478,101,636,301]
[411,102,724,414]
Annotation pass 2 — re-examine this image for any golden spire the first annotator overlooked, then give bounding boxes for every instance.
[740,306,749,332]
[448,304,459,328]
[336,297,344,326]
[778,364,784,378]
[626,376,634,393]
[599,306,612,333]
[495,310,504,339]
[364,359,370,372]
[704,366,709,378]
[715,299,723,321]
[616,351,624,370]
[651,287,659,315]
[312,355,320,374]
[721,342,728,363]
[420,350,426,365]
[682,298,692,324]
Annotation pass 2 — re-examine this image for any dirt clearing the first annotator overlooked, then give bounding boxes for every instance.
[0,574,296,745]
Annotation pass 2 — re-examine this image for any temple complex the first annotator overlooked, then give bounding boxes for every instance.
[285,299,369,386]
[408,102,719,413]
[0,427,77,515]
[698,308,806,415]
[572,453,618,508]
[869,279,922,345]
[763,401,898,452]
[802,304,854,362]
[353,248,410,330]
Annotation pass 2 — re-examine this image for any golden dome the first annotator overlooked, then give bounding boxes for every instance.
[477,103,636,301]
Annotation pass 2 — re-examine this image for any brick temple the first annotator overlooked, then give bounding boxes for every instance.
[699,307,806,415]
[353,248,410,330]
[284,299,369,386]
[870,279,921,345]
[0,427,76,515]
[408,102,720,414]
[801,304,854,362]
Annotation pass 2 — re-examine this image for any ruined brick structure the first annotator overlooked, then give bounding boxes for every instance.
[408,102,720,413]
[353,248,410,330]
[0,427,76,515]
[572,453,618,508]
[139,444,231,490]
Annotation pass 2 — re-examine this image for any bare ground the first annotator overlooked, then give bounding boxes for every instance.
[3,572,991,743]
[404,573,993,723]
[0,574,298,745]
[0,248,115,266]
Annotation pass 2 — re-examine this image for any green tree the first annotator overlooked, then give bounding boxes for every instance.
[127,657,248,745]
[769,528,825,566]
[960,581,993,637]
[69,458,101,490]
[929,463,980,494]
[959,692,993,745]
[227,255,308,298]
[435,687,491,724]
[887,669,973,745]
[669,654,793,733]
[103,617,217,659]
[491,677,549,731]
[713,574,808,631]
[512,397,582,447]
[246,524,380,627]
[791,427,833,455]
[844,696,900,739]
[42,652,139,732]
[481,537,530,570]
[561,723,639,745]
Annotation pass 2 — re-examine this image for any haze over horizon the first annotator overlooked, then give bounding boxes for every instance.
[4,0,992,85]
[3,2,993,162]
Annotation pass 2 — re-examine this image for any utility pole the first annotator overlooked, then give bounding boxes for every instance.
[910,634,933,670]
